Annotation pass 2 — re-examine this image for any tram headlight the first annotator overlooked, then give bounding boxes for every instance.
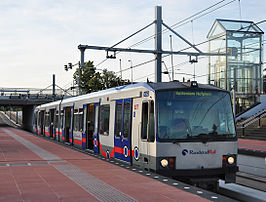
[160,159,168,167]
[227,156,235,165]
[223,154,236,167]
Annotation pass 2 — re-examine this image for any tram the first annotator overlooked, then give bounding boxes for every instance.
[33,81,238,188]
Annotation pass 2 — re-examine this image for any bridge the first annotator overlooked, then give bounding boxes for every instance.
[0,86,73,131]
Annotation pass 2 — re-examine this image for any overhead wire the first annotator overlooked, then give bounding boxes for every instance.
[95,0,254,83]
[177,19,266,54]
[95,0,236,71]
[129,0,229,49]
[134,72,155,81]
[129,0,239,76]
[134,56,207,81]
[117,18,265,82]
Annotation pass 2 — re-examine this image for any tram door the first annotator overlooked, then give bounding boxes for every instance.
[49,109,55,138]
[84,104,95,150]
[92,103,100,153]
[141,101,155,166]
[64,107,71,143]
[114,99,132,163]
[40,110,45,135]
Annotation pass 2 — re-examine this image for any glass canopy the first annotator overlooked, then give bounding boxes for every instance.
[207,19,264,114]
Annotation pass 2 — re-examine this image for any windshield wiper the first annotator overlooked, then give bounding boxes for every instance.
[193,133,235,142]
[193,133,213,143]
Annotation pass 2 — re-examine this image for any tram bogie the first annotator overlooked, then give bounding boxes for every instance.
[34,81,238,186]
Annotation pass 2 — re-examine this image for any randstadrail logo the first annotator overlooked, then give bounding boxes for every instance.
[182,149,216,156]
[182,149,189,156]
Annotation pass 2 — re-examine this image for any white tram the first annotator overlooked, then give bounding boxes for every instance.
[34,81,238,187]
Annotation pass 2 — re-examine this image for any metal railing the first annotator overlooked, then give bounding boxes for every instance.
[237,109,266,136]
[0,87,75,98]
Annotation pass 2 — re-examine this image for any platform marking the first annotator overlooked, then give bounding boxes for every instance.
[2,128,62,162]
[54,164,136,202]
[2,128,136,202]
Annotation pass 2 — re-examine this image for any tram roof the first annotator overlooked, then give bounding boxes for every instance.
[37,82,226,109]
[147,81,225,91]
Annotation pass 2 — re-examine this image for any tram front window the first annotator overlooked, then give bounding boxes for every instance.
[157,90,236,141]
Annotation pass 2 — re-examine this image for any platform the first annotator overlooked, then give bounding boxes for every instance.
[238,138,266,156]
[238,138,266,179]
[0,126,234,202]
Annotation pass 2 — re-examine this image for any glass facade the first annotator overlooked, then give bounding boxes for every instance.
[207,19,264,114]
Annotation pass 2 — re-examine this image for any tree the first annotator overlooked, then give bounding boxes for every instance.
[73,60,130,94]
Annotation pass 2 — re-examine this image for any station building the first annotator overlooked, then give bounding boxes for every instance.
[207,19,264,114]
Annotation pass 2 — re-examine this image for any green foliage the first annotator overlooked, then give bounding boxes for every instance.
[0,106,6,111]
[73,60,130,94]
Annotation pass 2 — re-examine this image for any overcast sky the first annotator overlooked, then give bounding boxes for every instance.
[0,0,265,90]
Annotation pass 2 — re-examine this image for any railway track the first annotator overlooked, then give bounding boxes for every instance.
[219,179,266,202]
[236,172,266,192]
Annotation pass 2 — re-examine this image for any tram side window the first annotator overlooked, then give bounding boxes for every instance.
[99,104,110,136]
[50,111,54,124]
[79,108,83,132]
[141,102,148,140]
[40,112,44,126]
[37,113,40,126]
[94,106,99,135]
[55,112,58,129]
[73,109,83,132]
[74,110,79,132]
[123,101,131,139]
[34,113,37,126]
[45,113,49,127]
[148,101,155,142]
[115,102,122,137]
[82,107,87,132]
[60,113,64,129]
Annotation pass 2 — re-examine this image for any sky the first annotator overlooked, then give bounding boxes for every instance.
[0,0,265,90]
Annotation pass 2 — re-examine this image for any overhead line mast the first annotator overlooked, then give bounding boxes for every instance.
[78,6,226,83]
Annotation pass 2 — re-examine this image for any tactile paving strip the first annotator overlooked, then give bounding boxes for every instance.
[2,128,136,202]
[2,128,62,162]
[54,164,136,202]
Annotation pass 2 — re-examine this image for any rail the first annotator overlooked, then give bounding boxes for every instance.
[237,109,266,136]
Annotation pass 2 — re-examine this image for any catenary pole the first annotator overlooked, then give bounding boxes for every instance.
[78,6,227,83]
[155,6,162,83]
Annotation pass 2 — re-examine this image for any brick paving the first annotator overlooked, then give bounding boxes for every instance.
[238,138,266,152]
[0,127,210,202]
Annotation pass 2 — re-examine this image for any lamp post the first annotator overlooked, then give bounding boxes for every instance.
[119,59,122,78]
[64,62,81,95]
[128,60,133,83]
[78,62,81,95]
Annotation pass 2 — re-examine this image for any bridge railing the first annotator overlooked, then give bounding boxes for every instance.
[0,87,75,98]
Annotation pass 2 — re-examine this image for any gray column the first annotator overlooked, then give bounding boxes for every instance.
[155,6,162,83]
[22,105,35,132]
[80,48,85,69]
[52,74,55,100]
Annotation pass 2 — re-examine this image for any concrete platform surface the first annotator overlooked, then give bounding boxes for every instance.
[238,138,266,152]
[0,127,211,202]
